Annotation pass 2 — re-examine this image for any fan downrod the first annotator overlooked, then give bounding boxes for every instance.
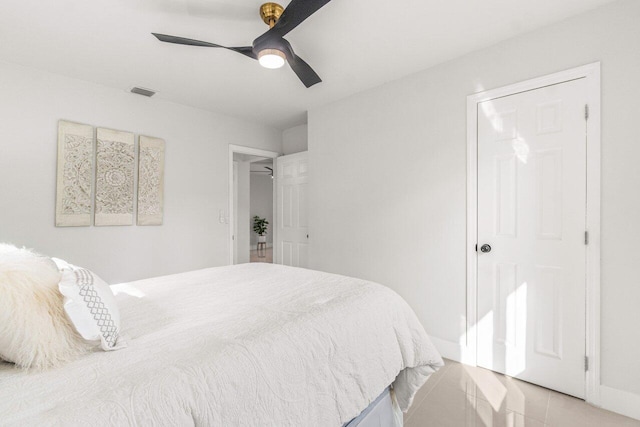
[260,3,284,28]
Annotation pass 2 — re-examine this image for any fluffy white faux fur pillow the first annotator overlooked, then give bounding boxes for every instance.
[0,244,87,370]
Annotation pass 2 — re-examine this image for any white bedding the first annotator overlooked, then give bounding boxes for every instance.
[0,263,443,426]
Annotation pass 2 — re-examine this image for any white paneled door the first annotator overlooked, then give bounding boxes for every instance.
[477,78,588,398]
[276,151,308,267]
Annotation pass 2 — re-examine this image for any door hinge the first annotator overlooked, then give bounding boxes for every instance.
[585,231,589,245]
[585,104,589,120]
[585,356,589,371]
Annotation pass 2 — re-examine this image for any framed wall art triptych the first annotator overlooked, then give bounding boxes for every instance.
[55,120,165,227]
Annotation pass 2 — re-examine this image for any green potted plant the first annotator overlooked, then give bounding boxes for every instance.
[253,216,269,243]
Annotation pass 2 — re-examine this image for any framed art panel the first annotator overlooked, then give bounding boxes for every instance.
[94,128,135,226]
[55,120,94,227]
[137,136,165,225]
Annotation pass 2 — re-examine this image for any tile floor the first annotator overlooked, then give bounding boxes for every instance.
[405,359,640,427]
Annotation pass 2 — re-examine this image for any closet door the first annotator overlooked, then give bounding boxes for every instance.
[476,78,587,398]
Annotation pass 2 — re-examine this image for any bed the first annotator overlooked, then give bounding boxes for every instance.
[0,263,443,426]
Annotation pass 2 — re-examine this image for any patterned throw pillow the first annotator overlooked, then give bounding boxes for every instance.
[54,259,124,351]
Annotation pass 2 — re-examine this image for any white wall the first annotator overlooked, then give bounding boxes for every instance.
[308,0,640,410]
[0,60,281,283]
[250,174,274,247]
[282,124,308,155]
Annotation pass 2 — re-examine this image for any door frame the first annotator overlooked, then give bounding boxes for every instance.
[228,144,280,265]
[465,63,601,404]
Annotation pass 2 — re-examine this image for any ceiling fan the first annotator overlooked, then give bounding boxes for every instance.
[250,166,274,178]
[152,0,333,88]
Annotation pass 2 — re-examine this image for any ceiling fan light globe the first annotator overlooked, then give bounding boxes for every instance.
[258,49,286,69]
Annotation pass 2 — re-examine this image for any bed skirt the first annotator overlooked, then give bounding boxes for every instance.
[344,387,403,427]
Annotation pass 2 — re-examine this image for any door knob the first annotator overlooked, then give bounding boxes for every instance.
[480,244,492,253]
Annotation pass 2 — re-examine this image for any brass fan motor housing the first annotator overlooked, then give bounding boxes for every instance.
[260,3,284,28]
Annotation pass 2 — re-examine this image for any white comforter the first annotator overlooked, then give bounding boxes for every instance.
[0,264,443,426]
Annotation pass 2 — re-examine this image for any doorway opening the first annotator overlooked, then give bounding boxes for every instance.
[229,145,279,265]
[249,158,275,263]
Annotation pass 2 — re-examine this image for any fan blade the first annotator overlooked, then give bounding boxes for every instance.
[288,54,322,88]
[275,38,322,88]
[152,33,256,59]
[269,0,332,38]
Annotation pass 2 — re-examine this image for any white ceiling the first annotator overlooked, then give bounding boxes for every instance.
[0,0,617,129]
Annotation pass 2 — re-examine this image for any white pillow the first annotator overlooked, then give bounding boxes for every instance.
[0,244,88,370]
[53,258,124,351]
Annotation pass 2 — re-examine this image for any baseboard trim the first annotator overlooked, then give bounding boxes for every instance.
[599,385,640,421]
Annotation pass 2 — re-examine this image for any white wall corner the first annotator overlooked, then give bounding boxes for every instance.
[428,336,477,366]
[282,124,308,155]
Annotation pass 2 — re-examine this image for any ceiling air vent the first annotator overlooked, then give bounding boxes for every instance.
[130,87,156,97]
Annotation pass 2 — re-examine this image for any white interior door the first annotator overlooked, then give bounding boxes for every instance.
[276,151,308,267]
[476,78,587,398]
